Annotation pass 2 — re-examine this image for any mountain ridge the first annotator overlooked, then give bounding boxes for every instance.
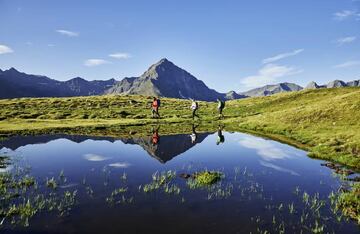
[0,58,359,100]
[239,82,304,97]
[106,58,224,101]
[0,68,116,98]
[305,79,360,90]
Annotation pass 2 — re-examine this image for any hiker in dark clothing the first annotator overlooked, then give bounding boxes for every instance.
[151,97,160,118]
[217,98,225,119]
[191,99,199,120]
[216,125,225,145]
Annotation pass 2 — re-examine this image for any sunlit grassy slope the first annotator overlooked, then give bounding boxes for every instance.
[0,87,359,169]
[0,87,359,223]
[226,87,360,169]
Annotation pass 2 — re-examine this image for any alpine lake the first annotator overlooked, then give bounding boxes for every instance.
[0,124,359,234]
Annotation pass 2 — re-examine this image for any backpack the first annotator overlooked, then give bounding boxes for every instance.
[218,100,225,109]
[221,100,225,109]
[157,99,161,107]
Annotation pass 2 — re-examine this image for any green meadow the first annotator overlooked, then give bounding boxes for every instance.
[0,87,359,223]
[1,87,359,169]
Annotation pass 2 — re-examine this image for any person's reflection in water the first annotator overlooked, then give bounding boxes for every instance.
[190,124,198,144]
[216,125,225,145]
[151,126,160,146]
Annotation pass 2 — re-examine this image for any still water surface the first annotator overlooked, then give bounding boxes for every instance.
[0,130,358,233]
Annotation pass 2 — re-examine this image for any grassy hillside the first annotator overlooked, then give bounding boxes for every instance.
[0,87,359,222]
[226,87,360,169]
[0,87,360,170]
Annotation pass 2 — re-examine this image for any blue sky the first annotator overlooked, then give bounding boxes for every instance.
[0,0,359,92]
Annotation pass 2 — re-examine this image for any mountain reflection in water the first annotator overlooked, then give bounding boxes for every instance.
[0,128,359,234]
[0,127,215,163]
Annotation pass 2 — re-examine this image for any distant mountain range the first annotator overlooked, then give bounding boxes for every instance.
[305,80,360,89]
[239,82,303,97]
[0,58,359,100]
[0,67,115,99]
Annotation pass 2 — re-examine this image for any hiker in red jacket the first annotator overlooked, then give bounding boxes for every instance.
[152,127,160,145]
[151,97,160,118]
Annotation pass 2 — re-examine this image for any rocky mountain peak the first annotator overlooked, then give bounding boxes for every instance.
[327,80,346,88]
[305,81,320,89]
[67,77,87,83]
[141,58,181,79]
[7,67,20,73]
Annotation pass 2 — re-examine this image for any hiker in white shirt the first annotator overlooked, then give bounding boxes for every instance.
[190,124,198,144]
[190,99,199,120]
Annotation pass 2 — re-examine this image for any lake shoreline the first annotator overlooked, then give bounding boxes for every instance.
[1,116,359,171]
[1,88,359,223]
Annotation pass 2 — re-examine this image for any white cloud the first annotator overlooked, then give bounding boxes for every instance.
[336,36,356,46]
[333,10,357,20]
[56,29,79,37]
[108,162,131,168]
[84,59,110,67]
[83,153,110,161]
[263,49,304,64]
[334,60,360,68]
[238,136,292,161]
[0,44,14,54]
[109,52,131,59]
[259,161,300,176]
[240,63,303,88]
[47,44,55,47]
